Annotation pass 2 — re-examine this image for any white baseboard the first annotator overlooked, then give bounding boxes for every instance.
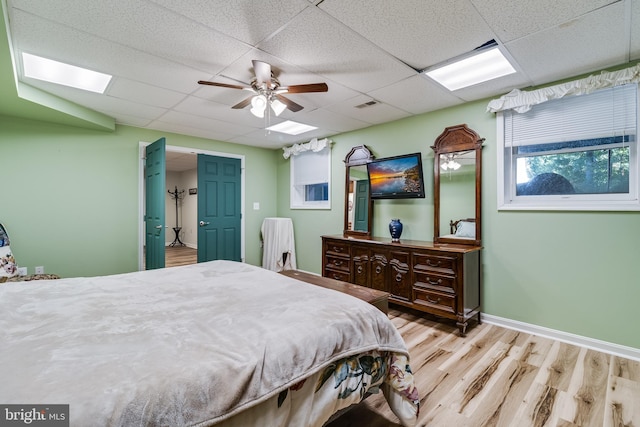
[481,313,640,362]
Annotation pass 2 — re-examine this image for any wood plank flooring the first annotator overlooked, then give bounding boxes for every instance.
[165,246,197,267]
[327,308,640,427]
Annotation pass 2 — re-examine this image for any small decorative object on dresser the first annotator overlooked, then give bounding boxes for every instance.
[389,218,403,242]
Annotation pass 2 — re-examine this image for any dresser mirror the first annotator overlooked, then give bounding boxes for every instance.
[431,124,484,246]
[343,145,374,238]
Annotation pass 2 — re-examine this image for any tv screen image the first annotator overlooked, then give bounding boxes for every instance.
[367,153,425,199]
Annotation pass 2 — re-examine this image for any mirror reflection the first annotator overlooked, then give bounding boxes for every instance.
[346,165,369,232]
[431,124,483,246]
[438,151,476,239]
[343,145,374,238]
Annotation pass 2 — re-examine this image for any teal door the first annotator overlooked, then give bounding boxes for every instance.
[354,179,369,231]
[145,138,166,270]
[197,154,241,262]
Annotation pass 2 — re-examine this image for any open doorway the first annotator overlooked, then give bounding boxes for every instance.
[138,143,246,271]
[165,151,198,267]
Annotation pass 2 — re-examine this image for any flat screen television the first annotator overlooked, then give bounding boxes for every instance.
[367,152,425,199]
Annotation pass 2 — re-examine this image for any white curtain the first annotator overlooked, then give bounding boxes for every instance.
[282,137,332,159]
[487,63,640,113]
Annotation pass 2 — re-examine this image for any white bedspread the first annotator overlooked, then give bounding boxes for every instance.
[0,261,409,426]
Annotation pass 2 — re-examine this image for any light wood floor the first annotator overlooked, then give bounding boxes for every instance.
[165,246,197,267]
[327,308,640,427]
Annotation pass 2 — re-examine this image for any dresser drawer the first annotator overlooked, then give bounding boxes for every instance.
[324,240,351,257]
[324,269,350,282]
[413,287,455,315]
[325,255,350,272]
[414,271,456,293]
[413,253,457,274]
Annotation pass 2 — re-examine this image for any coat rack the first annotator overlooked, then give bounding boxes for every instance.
[168,185,186,247]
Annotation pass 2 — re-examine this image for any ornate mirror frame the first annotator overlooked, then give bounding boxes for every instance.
[343,145,374,238]
[431,124,484,246]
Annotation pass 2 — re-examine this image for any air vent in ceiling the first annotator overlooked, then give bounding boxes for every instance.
[355,100,379,109]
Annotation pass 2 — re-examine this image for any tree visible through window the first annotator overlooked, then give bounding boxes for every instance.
[498,82,639,210]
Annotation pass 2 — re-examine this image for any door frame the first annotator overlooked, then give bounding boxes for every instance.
[138,142,246,271]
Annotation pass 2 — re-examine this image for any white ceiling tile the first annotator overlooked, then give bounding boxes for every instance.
[504,1,628,84]
[148,0,311,46]
[10,0,251,74]
[472,0,618,42]
[319,0,496,69]
[326,95,412,125]
[369,75,464,115]
[5,0,637,149]
[258,7,415,93]
[158,110,259,136]
[108,79,187,109]
[10,11,211,94]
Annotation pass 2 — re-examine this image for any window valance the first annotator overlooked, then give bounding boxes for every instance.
[487,63,640,113]
[282,138,333,159]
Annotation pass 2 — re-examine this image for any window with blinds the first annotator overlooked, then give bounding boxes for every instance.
[497,83,640,210]
[290,146,331,209]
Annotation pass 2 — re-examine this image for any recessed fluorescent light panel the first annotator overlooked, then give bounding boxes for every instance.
[266,120,318,135]
[424,47,516,91]
[22,52,112,94]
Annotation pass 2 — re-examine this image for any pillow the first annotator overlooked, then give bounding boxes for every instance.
[454,221,475,239]
[0,223,18,279]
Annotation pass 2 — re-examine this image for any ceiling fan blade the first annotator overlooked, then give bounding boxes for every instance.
[275,94,304,112]
[252,60,272,87]
[198,80,247,90]
[231,96,254,109]
[281,82,328,94]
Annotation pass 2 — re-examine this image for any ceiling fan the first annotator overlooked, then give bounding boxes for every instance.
[198,60,328,118]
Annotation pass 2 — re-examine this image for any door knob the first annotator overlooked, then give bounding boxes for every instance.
[199,221,210,227]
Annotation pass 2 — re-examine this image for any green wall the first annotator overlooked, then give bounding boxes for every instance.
[277,99,640,350]
[3,83,639,351]
[0,115,278,277]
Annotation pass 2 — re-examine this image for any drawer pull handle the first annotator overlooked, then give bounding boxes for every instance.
[333,246,343,253]
[332,274,340,280]
[357,266,363,274]
[333,260,343,267]
[375,266,382,274]
[426,259,441,267]
[426,296,441,304]
[395,273,403,282]
[427,277,442,286]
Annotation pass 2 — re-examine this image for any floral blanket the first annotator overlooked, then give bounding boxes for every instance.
[0,261,418,426]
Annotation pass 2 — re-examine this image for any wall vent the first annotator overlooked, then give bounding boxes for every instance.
[355,100,379,109]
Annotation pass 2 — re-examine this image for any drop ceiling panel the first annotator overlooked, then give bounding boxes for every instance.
[369,75,464,115]
[4,0,638,149]
[326,95,412,125]
[318,0,496,69]
[10,0,250,74]
[10,10,210,94]
[259,7,415,93]
[504,1,628,84]
[108,79,187,109]
[148,0,311,46]
[471,0,619,43]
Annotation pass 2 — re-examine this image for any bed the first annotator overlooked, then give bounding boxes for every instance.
[0,260,419,426]
[442,218,476,240]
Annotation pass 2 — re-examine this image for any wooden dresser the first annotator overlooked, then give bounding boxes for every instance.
[322,235,481,335]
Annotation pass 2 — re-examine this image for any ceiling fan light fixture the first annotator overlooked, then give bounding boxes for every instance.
[250,95,267,118]
[270,98,286,116]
